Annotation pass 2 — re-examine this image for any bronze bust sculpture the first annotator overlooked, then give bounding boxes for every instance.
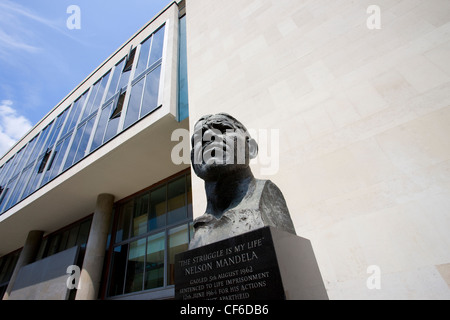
[189,113,296,249]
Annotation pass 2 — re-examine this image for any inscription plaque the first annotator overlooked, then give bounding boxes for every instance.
[175,227,285,300]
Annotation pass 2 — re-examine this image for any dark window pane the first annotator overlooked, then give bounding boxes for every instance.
[66,224,80,248]
[103,93,125,143]
[35,238,47,261]
[46,234,61,257]
[132,193,149,238]
[58,230,70,252]
[123,78,144,129]
[148,26,165,67]
[167,225,189,285]
[76,220,91,248]
[140,65,161,117]
[168,177,186,225]
[108,245,128,296]
[145,232,165,290]
[125,238,146,294]
[123,48,136,73]
[38,150,51,174]
[149,186,166,231]
[111,92,125,120]
[115,201,133,243]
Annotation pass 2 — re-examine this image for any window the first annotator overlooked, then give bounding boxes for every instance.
[62,91,89,137]
[123,48,136,73]
[36,217,92,260]
[39,136,71,187]
[81,72,110,121]
[90,90,125,152]
[106,59,131,101]
[106,172,192,298]
[167,224,189,285]
[5,164,34,208]
[63,115,96,171]
[124,65,162,129]
[123,25,165,130]
[38,149,52,173]
[0,250,21,298]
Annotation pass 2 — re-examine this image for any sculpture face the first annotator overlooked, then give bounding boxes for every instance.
[191,114,258,181]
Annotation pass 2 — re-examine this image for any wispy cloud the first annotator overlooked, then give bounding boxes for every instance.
[0,0,60,30]
[0,100,33,157]
[0,0,89,61]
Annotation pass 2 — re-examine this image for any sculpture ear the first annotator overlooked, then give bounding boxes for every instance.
[248,138,258,159]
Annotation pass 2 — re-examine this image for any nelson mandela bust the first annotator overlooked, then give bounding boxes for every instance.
[189,113,296,249]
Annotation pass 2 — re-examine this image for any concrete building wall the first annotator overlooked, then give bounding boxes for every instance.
[186,0,450,299]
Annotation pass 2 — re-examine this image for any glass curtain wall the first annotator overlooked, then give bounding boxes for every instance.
[0,24,166,216]
[107,172,192,298]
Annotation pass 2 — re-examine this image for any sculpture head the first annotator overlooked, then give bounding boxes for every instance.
[191,113,258,182]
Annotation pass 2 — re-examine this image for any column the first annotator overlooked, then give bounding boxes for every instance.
[2,230,44,300]
[75,193,114,300]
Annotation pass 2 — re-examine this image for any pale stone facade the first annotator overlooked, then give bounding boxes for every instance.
[186,0,450,299]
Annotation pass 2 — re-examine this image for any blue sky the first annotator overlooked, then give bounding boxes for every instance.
[0,0,171,156]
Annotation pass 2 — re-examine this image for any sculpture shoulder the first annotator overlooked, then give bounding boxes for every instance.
[256,180,286,203]
[258,179,297,235]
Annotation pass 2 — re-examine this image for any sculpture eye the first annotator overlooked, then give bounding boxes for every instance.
[214,123,234,134]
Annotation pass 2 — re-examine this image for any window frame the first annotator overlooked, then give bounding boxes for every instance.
[104,171,193,299]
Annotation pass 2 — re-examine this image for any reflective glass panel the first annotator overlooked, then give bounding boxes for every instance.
[123,78,144,129]
[73,116,96,164]
[167,225,189,285]
[64,91,89,134]
[148,26,165,67]
[115,201,133,243]
[132,193,149,238]
[106,60,125,100]
[41,137,69,185]
[148,186,166,231]
[140,65,161,117]
[145,232,165,290]
[168,177,186,225]
[125,238,146,293]
[90,102,112,152]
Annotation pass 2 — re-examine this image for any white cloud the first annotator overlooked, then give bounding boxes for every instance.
[0,100,33,157]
